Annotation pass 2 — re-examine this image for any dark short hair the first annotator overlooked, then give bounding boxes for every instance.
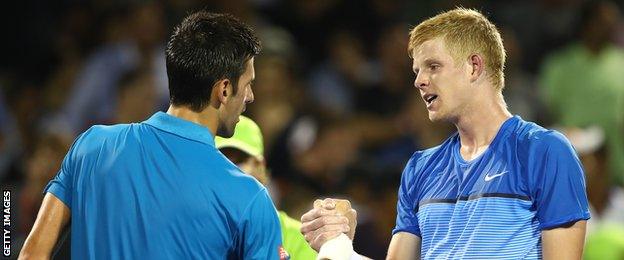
[166,11,261,111]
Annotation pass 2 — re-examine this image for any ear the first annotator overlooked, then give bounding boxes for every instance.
[468,54,485,83]
[209,79,232,108]
[257,156,266,167]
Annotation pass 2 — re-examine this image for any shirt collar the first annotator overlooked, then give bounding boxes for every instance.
[143,112,215,146]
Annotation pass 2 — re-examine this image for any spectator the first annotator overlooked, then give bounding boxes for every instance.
[539,0,624,185]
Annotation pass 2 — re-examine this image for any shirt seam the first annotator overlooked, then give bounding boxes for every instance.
[143,122,215,147]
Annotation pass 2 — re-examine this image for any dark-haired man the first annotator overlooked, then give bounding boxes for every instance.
[20,11,287,259]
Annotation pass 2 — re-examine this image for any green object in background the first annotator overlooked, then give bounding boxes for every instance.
[540,43,624,185]
[215,115,264,158]
[278,211,318,259]
[216,116,317,258]
[584,224,624,260]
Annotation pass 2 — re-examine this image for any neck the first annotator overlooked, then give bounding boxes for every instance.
[166,105,219,137]
[454,91,512,151]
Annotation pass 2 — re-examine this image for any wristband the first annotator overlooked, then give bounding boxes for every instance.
[349,251,363,260]
[316,233,353,260]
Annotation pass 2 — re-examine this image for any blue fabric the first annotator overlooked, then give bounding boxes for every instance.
[45,112,284,259]
[393,116,590,259]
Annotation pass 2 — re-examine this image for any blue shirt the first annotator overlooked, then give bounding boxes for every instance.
[393,116,590,259]
[45,112,285,259]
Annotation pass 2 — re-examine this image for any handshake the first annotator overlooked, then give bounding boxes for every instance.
[300,198,363,260]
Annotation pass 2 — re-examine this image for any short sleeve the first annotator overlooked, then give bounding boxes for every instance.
[43,131,88,208]
[528,131,591,229]
[392,155,421,237]
[238,189,286,260]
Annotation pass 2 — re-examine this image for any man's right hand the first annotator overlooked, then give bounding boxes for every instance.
[300,198,357,251]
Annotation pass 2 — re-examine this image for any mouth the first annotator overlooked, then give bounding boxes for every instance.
[423,94,438,106]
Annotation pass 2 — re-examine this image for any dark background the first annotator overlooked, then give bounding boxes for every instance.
[1,0,623,258]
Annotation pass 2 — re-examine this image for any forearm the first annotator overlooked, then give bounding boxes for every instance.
[19,193,70,260]
[19,245,52,260]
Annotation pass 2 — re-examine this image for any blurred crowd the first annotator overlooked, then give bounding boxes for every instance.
[1,0,623,258]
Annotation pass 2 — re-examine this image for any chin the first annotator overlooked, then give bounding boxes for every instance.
[216,124,235,138]
[428,112,440,122]
[218,132,235,138]
[428,111,449,123]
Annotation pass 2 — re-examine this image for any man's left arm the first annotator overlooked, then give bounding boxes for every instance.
[542,220,587,260]
[528,131,591,258]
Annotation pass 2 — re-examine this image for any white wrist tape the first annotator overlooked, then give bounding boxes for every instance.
[349,252,363,260]
[316,233,354,260]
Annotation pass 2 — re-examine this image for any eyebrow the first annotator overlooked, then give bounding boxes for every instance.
[415,57,440,64]
[423,58,441,64]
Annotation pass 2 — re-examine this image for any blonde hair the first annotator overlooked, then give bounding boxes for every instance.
[408,8,506,90]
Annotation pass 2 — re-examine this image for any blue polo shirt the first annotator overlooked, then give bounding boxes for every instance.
[45,112,286,259]
[393,116,590,259]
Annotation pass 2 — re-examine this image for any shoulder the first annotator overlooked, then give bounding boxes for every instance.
[212,153,268,203]
[410,134,455,168]
[69,123,135,154]
[228,170,266,196]
[217,153,265,190]
[514,119,575,159]
[80,123,134,140]
[401,135,456,182]
[517,120,570,147]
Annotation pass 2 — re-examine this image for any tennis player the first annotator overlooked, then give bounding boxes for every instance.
[20,11,287,259]
[301,8,590,260]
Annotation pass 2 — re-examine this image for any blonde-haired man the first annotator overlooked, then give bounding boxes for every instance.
[301,8,589,259]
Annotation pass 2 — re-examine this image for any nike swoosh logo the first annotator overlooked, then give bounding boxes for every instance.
[484,171,508,181]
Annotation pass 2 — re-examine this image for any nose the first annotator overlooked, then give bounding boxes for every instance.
[414,73,429,90]
[245,87,254,104]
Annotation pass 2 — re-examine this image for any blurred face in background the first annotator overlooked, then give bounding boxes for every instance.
[220,147,269,186]
[116,71,157,123]
[581,1,620,49]
[412,38,472,122]
[130,2,165,49]
[378,24,411,91]
[250,56,299,148]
